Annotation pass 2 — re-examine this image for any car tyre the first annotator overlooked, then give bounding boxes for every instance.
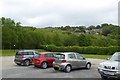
[34,65,38,67]
[86,63,91,69]
[41,62,48,69]
[16,63,21,65]
[54,67,59,70]
[64,65,71,73]
[101,75,107,80]
[24,60,30,66]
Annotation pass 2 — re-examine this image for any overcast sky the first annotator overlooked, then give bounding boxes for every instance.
[0,0,119,27]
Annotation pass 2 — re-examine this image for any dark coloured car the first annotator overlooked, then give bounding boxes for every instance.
[14,50,38,66]
[53,52,91,73]
[33,52,55,69]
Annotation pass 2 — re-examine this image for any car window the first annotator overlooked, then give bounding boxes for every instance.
[16,52,20,55]
[28,52,34,55]
[34,53,41,58]
[35,52,39,54]
[68,54,76,59]
[76,53,84,59]
[55,54,65,59]
[16,52,27,55]
[49,53,54,58]
[45,53,54,58]
[110,53,120,62]
[16,52,34,55]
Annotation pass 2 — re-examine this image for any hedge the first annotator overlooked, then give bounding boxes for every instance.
[40,45,120,55]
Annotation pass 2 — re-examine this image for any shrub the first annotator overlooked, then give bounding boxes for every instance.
[40,45,120,55]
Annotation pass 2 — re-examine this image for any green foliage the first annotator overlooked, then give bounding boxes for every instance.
[91,34,118,47]
[40,45,120,55]
[1,17,120,52]
[78,34,91,46]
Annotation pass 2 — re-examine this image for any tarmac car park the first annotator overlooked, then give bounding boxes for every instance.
[2,51,120,79]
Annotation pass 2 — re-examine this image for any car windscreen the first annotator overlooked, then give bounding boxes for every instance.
[55,54,65,59]
[110,53,120,62]
[34,53,41,58]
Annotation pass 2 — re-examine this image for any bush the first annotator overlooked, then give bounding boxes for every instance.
[107,46,119,55]
[40,45,120,55]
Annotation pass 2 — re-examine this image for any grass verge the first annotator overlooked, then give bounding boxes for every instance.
[1,50,111,59]
[1,49,46,56]
[82,54,111,59]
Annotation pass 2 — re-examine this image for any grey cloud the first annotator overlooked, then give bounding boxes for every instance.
[1,0,119,27]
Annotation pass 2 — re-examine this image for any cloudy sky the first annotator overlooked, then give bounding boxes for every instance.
[0,0,119,27]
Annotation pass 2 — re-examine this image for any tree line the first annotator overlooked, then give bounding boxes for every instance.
[1,17,120,49]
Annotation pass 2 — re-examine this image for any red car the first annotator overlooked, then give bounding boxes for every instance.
[33,52,55,69]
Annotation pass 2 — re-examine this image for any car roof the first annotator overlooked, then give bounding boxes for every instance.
[39,52,54,54]
[115,52,120,54]
[18,50,36,52]
[115,52,120,53]
[59,52,75,55]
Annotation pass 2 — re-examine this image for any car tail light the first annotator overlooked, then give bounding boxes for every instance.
[20,55,24,58]
[62,60,67,63]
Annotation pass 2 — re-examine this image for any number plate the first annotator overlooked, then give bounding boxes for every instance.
[55,64,59,68]
[103,71,114,75]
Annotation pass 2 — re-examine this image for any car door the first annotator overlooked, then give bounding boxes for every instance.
[45,53,55,66]
[49,53,55,65]
[68,53,78,69]
[75,53,87,68]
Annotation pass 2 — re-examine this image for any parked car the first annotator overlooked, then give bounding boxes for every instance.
[14,50,38,66]
[98,52,120,79]
[33,52,55,69]
[53,52,91,73]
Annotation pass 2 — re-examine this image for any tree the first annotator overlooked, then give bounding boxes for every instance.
[87,25,95,30]
[77,34,91,46]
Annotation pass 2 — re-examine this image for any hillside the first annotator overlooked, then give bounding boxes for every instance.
[1,17,120,49]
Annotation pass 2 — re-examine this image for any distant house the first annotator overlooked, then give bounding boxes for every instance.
[85,29,102,34]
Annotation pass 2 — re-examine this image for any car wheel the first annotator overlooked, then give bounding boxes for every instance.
[101,75,107,80]
[41,62,48,69]
[34,65,38,67]
[54,67,59,70]
[86,63,91,69]
[16,63,21,65]
[64,65,71,73]
[24,60,30,66]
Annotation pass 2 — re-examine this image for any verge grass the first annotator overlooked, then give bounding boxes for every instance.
[1,49,46,56]
[82,54,111,59]
[1,50,111,59]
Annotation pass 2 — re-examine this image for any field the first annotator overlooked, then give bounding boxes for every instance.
[1,49,46,56]
[1,49,111,59]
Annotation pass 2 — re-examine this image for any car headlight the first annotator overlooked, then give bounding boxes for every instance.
[98,63,104,68]
[115,66,120,70]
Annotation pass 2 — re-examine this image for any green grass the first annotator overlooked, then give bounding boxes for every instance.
[1,49,46,56]
[82,54,111,59]
[1,50,111,59]
[1,50,16,56]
